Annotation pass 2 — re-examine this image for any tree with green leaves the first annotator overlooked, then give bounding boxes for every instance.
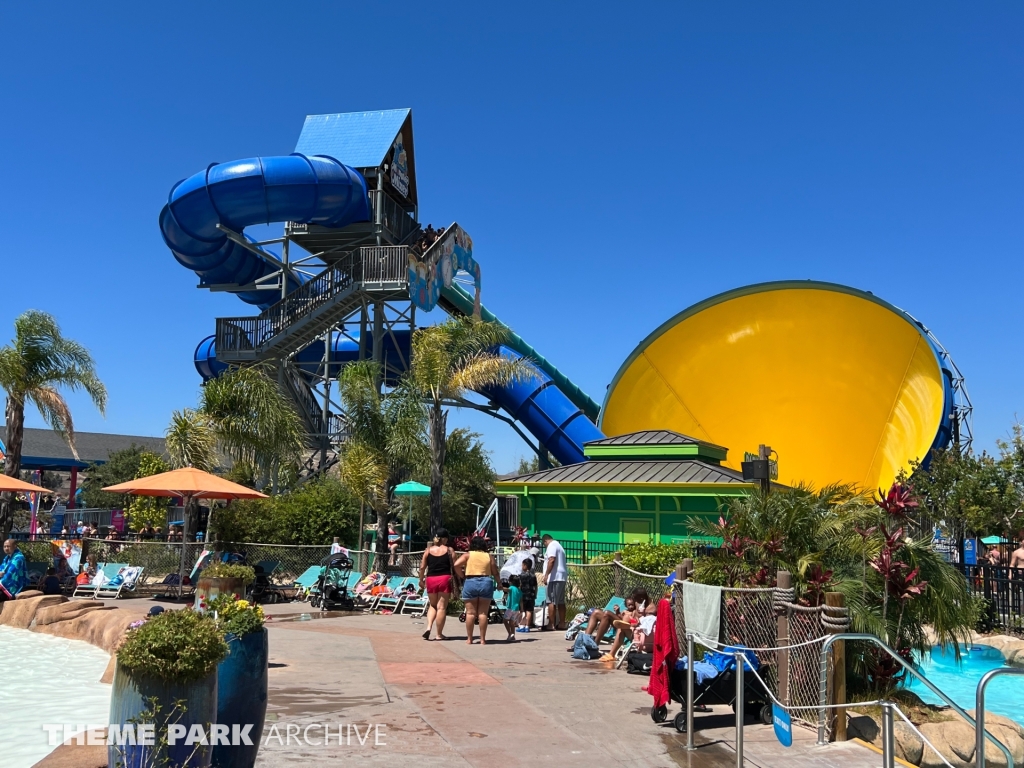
[336,361,425,570]
[199,365,304,492]
[409,428,496,536]
[410,318,532,532]
[165,409,217,472]
[126,452,170,531]
[80,445,149,510]
[0,310,106,538]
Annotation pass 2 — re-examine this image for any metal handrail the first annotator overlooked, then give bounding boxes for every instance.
[976,667,1024,768]
[817,634,1014,768]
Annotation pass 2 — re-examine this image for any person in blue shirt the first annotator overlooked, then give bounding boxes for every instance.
[0,539,28,598]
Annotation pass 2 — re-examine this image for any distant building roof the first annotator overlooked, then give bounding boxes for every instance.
[0,427,165,470]
[295,109,411,169]
[584,430,726,451]
[497,459,749,487]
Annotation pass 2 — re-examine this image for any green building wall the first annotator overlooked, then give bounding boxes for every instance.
[517,492,725,546]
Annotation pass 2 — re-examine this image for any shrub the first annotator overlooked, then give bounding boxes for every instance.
[202,563,255,584]
[117,610,228,682]
[593,541,696,574]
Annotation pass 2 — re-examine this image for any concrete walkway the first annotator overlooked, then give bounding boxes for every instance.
[255,607,883,767]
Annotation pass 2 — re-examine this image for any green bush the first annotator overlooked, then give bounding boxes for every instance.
[117,610,228,682]
[202,563,255,583]
[594,541,696,574]
[207,594,264,636]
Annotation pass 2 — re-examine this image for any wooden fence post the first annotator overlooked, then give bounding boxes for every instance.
[776,570,791,705]
[825,591,847,741]
[679,557,693,582]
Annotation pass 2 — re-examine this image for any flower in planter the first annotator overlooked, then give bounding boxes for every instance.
[207,594,265,637]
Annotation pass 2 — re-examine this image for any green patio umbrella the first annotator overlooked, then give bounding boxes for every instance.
[981,535,1008,546]
[393,481,431,549]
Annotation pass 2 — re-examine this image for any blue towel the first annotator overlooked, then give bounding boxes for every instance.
[676,656,719,685]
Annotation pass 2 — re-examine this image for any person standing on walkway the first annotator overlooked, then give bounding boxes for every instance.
[517,558,538,632]
[540,534,568,631]
[419,528,455,641]
[454,536,500,644]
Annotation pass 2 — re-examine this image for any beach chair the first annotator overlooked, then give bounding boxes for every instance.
[253,560,282,579]
[95,566,145,599]
[25,561,49,588]
[376,577,418,613]
[365,575,409,612]
[291,565,324,602]
[74,562,128,599]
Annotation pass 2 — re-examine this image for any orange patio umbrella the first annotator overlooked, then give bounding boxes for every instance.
[0,475,51,494]
[104,467,268,598]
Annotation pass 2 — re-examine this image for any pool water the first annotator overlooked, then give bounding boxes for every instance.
[906,644,1023,724]
[0,625,112,768]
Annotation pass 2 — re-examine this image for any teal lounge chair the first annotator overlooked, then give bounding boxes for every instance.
[95,566,145,599]
[74,563,129,599]
[375,577,418,613]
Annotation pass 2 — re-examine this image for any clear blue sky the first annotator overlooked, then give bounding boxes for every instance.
[1,2,1021,473]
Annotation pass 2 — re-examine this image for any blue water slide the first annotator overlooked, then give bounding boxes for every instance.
[481,346,604,465]
[160,154,370,308]
[195,330,412,382]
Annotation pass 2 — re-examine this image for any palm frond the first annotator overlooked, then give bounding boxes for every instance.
[165,409,217,471]
[27,386,77,458]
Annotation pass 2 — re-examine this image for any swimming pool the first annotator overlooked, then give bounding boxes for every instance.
[0,625,111,768]
[906,644,1023,725]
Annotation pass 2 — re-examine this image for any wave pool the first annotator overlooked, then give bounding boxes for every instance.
[907,644,1023,725]
[0,625,111,768]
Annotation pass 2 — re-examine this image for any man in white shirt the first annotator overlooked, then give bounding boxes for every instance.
[540,534,568,631]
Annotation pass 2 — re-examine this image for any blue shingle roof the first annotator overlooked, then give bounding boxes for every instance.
[294,109,410,169]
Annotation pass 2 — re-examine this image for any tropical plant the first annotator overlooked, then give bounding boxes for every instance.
[409,318,533,532]
[0,310,107,538]
[337,361,425,570]
[117,609,228,682]
[199,365,304,492]
[165,409,216,472]
[690,482,976,694]
[594,541,696,573]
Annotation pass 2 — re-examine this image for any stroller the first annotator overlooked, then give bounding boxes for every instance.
[309,553,355,611]
[651,646,774,733]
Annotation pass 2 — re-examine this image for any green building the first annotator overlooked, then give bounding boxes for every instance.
[495,430,757,554]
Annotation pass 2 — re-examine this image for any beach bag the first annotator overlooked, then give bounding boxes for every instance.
[76,572,91,585]
[533,605,549,627]
[626,652,654,675]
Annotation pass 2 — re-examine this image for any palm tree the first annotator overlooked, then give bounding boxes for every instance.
[165,409,217,472]
[337,361,425,570]
[410,318,533,532]
[0,310,106,538]
[199,365,304,491]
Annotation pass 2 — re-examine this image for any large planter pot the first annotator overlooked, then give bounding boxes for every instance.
[195,577,246,611]
[212,629,268,768]
[108,663,217,768]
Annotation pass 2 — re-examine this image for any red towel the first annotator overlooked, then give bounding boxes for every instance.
[647,598,678,707]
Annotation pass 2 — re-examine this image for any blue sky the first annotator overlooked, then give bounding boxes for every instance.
[1,2,1021,473]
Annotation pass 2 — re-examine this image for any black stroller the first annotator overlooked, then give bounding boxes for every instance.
[651,646,774,733]
[309,553,355,611]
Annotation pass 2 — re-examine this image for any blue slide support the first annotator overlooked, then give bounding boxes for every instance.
[169,154,602,467]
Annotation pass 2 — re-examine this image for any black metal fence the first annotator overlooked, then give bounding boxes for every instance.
[958,564,1024,635]
[559,540,624,564]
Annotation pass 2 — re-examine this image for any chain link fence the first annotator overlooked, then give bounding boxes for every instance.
[672,579,841,735]
[565,562,670,614]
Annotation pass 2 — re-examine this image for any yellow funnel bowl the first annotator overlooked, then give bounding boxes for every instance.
[600,282,952,491]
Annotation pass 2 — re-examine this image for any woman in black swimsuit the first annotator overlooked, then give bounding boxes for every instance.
[419,528,455,640]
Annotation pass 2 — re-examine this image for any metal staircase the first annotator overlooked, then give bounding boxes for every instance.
[215,245,409,364]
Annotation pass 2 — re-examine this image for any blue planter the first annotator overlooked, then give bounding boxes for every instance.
[211,629,268,768]
[108,665,217,768]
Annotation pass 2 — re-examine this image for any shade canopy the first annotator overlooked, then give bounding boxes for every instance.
[393,481,431,496]
[980,535,1008,546]
[103,467,268,500]
[0,475,51,494]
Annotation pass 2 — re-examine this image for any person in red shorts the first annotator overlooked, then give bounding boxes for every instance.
[419,528,456,641]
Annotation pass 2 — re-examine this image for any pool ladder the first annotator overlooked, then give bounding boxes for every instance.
[817,634,1024,768]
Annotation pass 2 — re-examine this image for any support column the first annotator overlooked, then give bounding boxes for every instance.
[776,570,792,706]
[825,591,847,741]
[320,330,332,470]
[68,467,78,510]
[372,301,385,390]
